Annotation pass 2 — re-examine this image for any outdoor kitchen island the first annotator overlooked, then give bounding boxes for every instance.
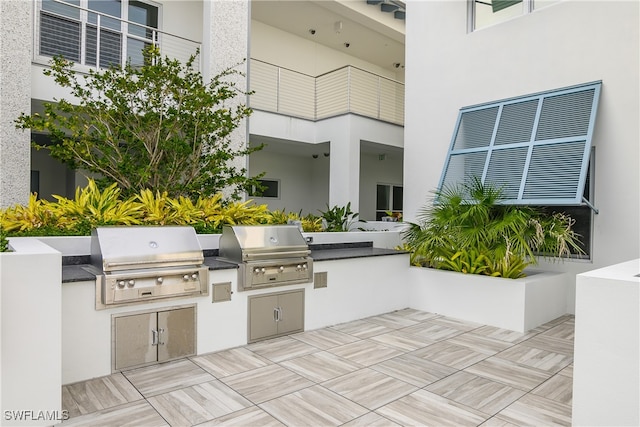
[59,232,410,386]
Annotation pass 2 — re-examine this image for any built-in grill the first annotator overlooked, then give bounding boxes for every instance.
[91,226,209,309]
[219,225,313,291]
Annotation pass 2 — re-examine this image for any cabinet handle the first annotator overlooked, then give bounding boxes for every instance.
[274,307,280,322]
[157,328,165,345]
[151,329,158,346]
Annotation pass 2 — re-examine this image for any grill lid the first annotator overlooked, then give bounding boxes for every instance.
[91,226,204,272]
[219,225,310,262]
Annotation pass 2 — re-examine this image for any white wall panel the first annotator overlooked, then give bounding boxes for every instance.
[251,20,400,80]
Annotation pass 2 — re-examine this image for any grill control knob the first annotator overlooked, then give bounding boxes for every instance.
[127,280,135,287]
[254,268,260,274]
[156,277,164,284]
[279,266,284,272]
[191,273,198,280]
[302,264,308,270]
[183,274,190,281]
[261,268,266,273]
[117,280,126,288]
[296,264,302,270]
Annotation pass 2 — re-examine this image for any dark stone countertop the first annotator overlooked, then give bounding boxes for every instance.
[61,242,407,283]
[310,246,406,261]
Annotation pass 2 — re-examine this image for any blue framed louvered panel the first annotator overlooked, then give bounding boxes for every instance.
[438,81,602,205]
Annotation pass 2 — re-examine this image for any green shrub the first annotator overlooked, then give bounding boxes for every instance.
[0,225,9,252]
[266,210,323,232]
[0,181,365,236]
[320,202,359,232]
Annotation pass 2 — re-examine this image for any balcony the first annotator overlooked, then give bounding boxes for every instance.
[250,59,405,126]
[35,2,403,126]
[35,0,201,71]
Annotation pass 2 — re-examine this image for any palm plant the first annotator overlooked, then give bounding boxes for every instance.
[403,179,584,278]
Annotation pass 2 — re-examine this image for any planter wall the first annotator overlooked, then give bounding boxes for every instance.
[407,266,568,332]
[0,239,62,426]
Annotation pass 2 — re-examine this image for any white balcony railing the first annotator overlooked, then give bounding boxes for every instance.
[250,59,405,125]
[35,0,201,71]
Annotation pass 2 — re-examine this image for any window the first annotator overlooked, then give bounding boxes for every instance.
[376,184,403,220]
[40,0,81,62]
[38,0,159,69]
[439,82,600,257]
[471,0,562,31]
[250,179,280,198]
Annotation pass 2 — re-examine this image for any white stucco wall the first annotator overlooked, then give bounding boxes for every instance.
[251,19,403,81]
[160,0,203,44]
[404,1,640,312]
[249,111,403,217]
[248,148,330,215]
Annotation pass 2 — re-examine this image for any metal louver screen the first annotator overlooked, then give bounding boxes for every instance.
[523,141,586,199]
[441,151,487,194]
[485,146,528,199]
[536,89,595,141]
[453,107,499,150]
[438,81,601,205]
[494,99,538,145]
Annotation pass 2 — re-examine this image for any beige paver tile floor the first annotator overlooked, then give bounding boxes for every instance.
[60,309,574,426]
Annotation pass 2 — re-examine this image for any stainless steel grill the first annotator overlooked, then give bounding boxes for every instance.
[91,226,209,309]
[219,225,313,291]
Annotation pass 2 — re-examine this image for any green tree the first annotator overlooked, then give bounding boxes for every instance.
[16,47,262,199]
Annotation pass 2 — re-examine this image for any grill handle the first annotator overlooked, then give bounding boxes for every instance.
[242,249,310,261]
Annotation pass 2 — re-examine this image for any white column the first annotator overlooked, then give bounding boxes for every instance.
[320,116,360,212]
[0,0,32,208]
[202,0,250,200]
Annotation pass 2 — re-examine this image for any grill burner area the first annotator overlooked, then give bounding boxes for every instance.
[91,226,209,309]
[219,225,313,291]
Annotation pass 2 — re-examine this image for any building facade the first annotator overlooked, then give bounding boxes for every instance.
[404,0,640,310]
[0,0,406,221]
